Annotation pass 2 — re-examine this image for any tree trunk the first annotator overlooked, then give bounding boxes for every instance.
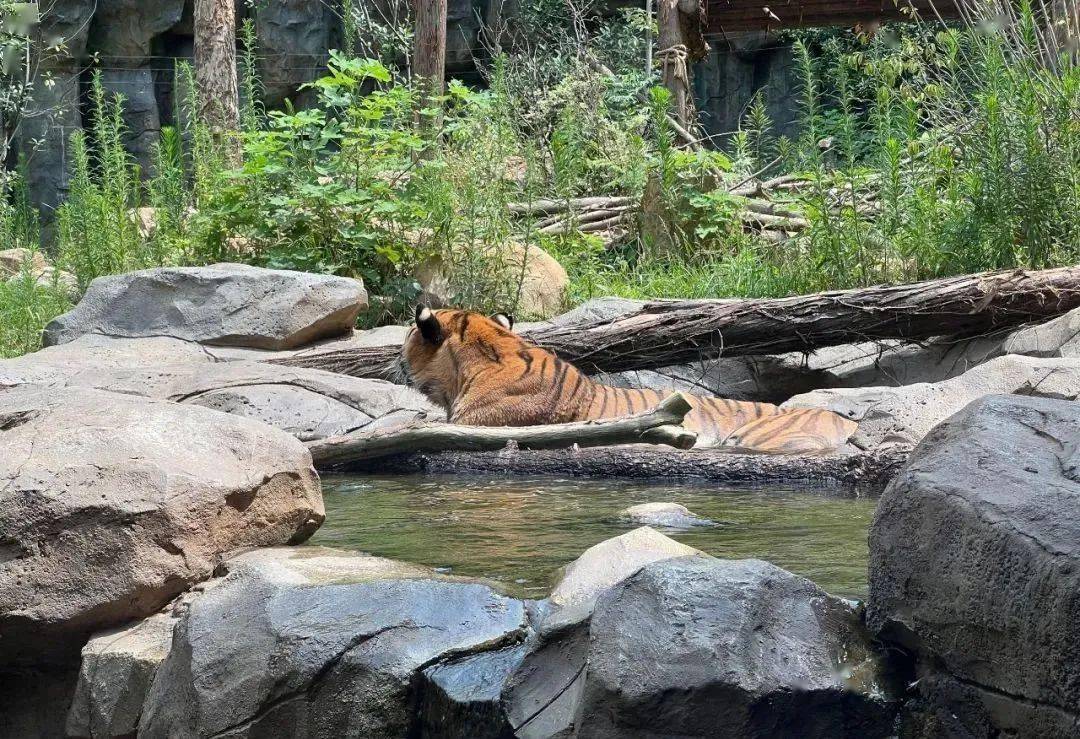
[276,266,1080,379]
[307,393,695,466]
[412,0,447,124]
[656,0,707,128]
[335,444,911,491]
[194,0,239,157]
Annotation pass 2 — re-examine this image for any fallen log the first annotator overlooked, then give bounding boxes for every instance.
[307,393,696,466]
[508,196,635,217]
[277,265,1080,377]
[348,444,912,492]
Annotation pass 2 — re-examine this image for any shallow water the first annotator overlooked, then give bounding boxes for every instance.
[313,475,877,601]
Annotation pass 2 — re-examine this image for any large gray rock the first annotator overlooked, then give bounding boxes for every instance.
[545,526,702,630]
[91,360,437,440]
[0,384,323,665]
[806,334,1006,388]
[502,528,703,738]
[0,335,218,387]
[42,264,367,350]
[784,354,1080,448]
[65,608,179,738]
[138,547,529,737]
[576,557,897,738]
[1002,307,1080,357]
[869,394,1080,734]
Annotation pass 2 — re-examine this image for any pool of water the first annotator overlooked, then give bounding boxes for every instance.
[313,475,877,601]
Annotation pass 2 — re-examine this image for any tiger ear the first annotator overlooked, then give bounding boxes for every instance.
[415,305,444,345]
[490,313,514,331]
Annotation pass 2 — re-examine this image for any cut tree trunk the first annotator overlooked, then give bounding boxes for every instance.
[194,0,239,157]
[276,265,1080,378]
[307,393,696,466]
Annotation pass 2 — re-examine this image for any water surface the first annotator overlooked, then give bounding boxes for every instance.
[314,475,876,600]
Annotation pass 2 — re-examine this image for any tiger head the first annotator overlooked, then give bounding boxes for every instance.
[400,306,518,412]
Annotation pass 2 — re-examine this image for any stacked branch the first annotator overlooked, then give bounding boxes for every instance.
[276,264,1080,379]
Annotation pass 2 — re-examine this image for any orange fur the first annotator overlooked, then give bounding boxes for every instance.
[401,309,857,454]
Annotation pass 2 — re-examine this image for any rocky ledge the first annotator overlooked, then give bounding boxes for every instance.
[52,532,895,739]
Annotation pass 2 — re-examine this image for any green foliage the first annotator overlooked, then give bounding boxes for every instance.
[4,2,1078,357]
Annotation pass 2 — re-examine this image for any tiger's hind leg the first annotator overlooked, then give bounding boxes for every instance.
[719,408,858,455]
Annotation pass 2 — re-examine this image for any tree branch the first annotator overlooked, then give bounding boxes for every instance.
[306,393,696,466]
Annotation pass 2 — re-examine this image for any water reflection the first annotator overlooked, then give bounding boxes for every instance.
[314,475,876,600]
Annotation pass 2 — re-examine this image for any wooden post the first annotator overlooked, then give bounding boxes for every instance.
[412,0,447,124]
[194,0,240,158]
[656,0,708,128]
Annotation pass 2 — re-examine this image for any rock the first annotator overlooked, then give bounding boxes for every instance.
[618,502,716,528]
[0,335,218,387]
[784,354,1080,448]
[805,334,1006,388]
[418,644,529,738]
[42,263,368,349]
[0,248,79,298]
[546,526,702,629]
[576,556,897,738]
[138,547,529,737]
[536,296,644,327]
[499,528,703,737]
[255,0,339,106]
[1002,307,1080,358]
[502,619,590,739]
[0,248,50,276]
[596,355,833,403]
[83,360,437,440]
[868,394,1080,733]
[65,609,179,738]
[0,384,323,665]
[417,241,568,320]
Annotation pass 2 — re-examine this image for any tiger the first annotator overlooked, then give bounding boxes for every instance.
[399,306,857,454]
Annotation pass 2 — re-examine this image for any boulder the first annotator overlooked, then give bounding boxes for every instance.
[545,526,702,629]
[65,609,180,738]
[42,263,367,350]
[138,547,529,737]
[868,394,1080,733]
[784,354,1080,448]
[418,242,568,320]
[595,356,832,404]
[418,643,529,738]
[501,528,702,737]
[575,556,897,738]
[805,334,1006,388]
[0,335,217,388]
[1002,306,1080,358]
[0,384,323,665]
[617,502,716,528]
[91,361,438,440]
[0,247,78,298]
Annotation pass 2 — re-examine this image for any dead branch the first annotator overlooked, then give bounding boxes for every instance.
[306,393,696,466]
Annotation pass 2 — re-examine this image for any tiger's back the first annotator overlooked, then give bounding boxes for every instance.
[401,308,856,454]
